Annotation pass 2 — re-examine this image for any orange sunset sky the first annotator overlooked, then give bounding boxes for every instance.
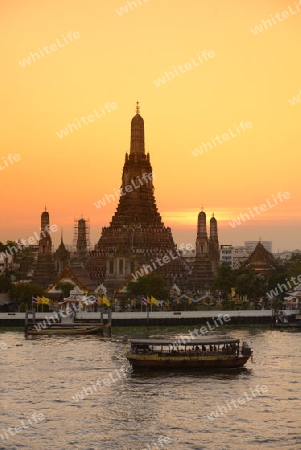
[1,0,300,253]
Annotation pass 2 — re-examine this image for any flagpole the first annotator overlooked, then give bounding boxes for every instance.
[146,303,149,331]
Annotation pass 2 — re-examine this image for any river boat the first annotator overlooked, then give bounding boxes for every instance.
[25,299,111,337]
[126,337,252,370]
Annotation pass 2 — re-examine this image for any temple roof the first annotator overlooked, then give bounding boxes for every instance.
[55,265,98,292]
[242,241,277,273]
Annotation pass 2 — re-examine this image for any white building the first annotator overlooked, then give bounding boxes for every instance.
[220,245,234,267]
[244,241,272,253]
[220,245,251,269]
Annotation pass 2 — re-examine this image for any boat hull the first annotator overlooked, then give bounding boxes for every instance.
[126,353,250,370]
[26,326,104,336]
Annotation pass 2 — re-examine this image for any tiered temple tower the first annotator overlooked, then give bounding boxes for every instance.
[32,209,57,288]
[54,232,70,275]
[187,211,218,292]
[87,103,188,291]
[209,214,220,276]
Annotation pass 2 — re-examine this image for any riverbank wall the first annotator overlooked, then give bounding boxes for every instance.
[1,309,297,327]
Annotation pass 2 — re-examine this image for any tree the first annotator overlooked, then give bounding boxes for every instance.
[127,272,170,300]
[235,268,266,303]
[55,281,75,298]
[0,270,12,292]
[289,253,301,280]
[266,265,290,298]
[0,241,35,280]
[211,264,237,299]
[9,282,45,306]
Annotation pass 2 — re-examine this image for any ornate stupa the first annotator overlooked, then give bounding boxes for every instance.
[87,103,188,292]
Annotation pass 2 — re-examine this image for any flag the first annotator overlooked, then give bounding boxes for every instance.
[32,296,38,304]
[37,296,43,304]
[147,296,151,304]
[42,297,50,305]
[141,296,147,305]
[151,296,158,305]
[103,296,110,306]
[98,296,103,305]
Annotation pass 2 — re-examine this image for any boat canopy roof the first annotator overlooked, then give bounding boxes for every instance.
[130,337,240,346]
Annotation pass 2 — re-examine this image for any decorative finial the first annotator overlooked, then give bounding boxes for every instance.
[212,213,214,217]
[45,205,47,212]
[136,101,140,115]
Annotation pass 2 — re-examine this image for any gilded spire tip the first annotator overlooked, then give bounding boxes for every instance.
[136,101,140,115]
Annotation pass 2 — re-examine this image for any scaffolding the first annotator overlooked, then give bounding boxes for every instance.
[73,217,90,253]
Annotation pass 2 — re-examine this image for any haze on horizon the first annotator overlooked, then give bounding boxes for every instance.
[1,0,300,253]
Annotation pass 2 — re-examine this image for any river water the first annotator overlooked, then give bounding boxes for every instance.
[0,328,300,450]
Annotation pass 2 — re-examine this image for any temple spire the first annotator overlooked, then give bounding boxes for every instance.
[130,101,145,155]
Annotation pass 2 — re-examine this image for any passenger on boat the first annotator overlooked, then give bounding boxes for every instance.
[242,341,251,356]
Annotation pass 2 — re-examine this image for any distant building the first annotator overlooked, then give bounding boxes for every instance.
[220,245,234,267]
[245,240,272,253]
[274,249,301,262]
[232,246,250,269]
[0,253,13,274]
